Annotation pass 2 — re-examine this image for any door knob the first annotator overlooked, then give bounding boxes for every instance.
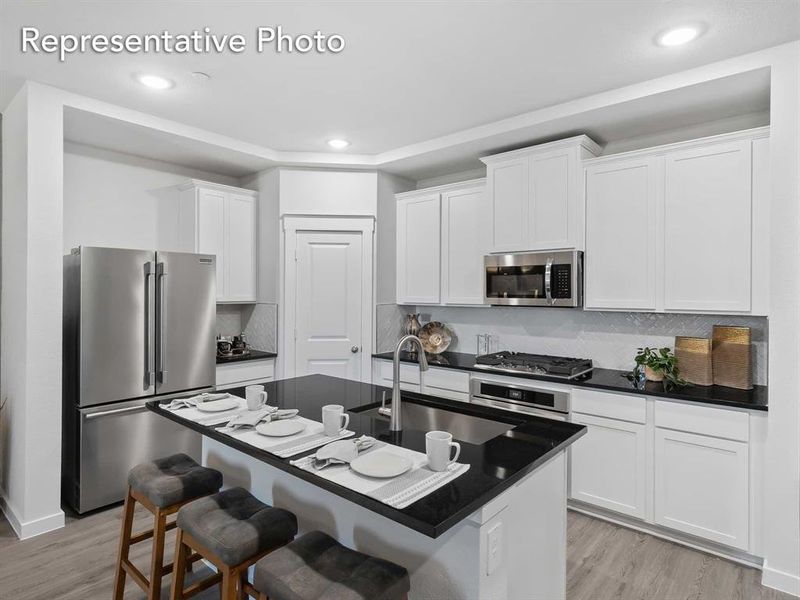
[351,345,360,353]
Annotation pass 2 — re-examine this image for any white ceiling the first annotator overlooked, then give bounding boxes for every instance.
[2,0,798,158]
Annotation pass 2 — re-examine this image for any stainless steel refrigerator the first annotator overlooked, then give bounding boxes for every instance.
[62,246,216,513]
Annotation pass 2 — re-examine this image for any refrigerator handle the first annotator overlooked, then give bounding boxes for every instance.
[144,261,156,387]
[157,261,168,384]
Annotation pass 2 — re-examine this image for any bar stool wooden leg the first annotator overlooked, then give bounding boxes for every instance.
[170,528,189,600]
[238,571,248,600]
[148,506,168,600]
[221,565,238,600]
[113,488,136,600]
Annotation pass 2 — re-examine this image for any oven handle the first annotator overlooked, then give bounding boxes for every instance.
[471,396,567,421]
[544,257,554,305]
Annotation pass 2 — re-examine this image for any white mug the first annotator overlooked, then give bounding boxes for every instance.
[245,385,268,411]
[322,404,350,436]
[426,431,461,472]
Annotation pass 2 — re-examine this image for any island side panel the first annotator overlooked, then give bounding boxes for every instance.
[202,439,568,600]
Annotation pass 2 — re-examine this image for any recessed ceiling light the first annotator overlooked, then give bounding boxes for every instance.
[327,139,350,149]
[136,74,174,90]
[657,26,701,47]
[191,71,211,82]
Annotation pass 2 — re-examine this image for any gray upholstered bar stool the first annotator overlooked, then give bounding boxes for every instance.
[113,453,223,600]
[170,487,298,600]
[252,531,410,600]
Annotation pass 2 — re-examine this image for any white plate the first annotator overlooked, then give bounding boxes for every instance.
[256,420,307,437]
[350,452,412,479]
[196,398,240,412]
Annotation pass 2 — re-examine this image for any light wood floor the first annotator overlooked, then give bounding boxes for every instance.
[0,506,793,600]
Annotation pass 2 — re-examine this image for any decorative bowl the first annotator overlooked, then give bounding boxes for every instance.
[419,321,453,354]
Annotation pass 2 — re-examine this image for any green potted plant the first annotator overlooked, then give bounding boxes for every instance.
[634,347,688,387]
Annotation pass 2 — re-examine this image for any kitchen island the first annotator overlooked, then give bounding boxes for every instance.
[149,374,586,600]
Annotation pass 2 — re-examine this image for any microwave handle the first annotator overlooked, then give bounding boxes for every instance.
[544,258,554,305]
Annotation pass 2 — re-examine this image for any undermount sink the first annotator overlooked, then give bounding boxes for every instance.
[353,400,515,444]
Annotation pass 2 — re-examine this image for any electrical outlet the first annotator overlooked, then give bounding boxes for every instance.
[486,522,503,575]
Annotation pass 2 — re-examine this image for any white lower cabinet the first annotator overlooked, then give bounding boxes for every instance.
[654,428,750,550]
[216,359,275,390]
[569,388,756,555]
[570,413,647,519]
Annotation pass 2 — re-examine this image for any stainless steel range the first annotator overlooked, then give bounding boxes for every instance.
[474,351,593,379]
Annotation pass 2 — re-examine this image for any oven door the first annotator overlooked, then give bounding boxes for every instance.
[484,250,582,307]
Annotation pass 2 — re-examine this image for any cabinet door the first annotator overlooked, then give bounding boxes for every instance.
[396,194,441,304]
[585,157,657,310]
[570,413,647,519]
[529,149,573,250]
[664,140,752,312]
[226,193,257,302]
[441,185,488,305]
[487,157,528,252]
[654,428,749,550]
[196,188,227,301]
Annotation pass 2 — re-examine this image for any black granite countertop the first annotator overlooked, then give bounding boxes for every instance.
[148,374,586,538]
[373,351,768,412]
[216,349,277,365]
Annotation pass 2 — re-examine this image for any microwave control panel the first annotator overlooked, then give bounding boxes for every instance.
[552,264,572,299]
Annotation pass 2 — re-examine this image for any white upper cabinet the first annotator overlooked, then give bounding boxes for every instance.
[585,157,658,310]
[486,156,528,252]
[441,184,489,304]
[396,192,441,304]
[663,140,752,312]
[482,136,601,253]
[396,180,488,306]
[583,127,769,315]
[160,180,257,303]
[226,193,257,302]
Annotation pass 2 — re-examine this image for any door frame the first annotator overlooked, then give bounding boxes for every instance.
[280,215,375,382]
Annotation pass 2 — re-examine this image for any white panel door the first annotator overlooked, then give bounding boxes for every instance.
[488,157,528,252]
[295,231,364,380]
[196,188,226,301]
[654,428,749,550]
[585,157,657,310]
[664,140,752,312]
[441,185,488,305]
[396,194,441,304]
[529,149,572,250]
[570,413,647,519]
[226,193,256,302]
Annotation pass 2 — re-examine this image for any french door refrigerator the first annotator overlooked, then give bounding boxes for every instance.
[62,246,216,513]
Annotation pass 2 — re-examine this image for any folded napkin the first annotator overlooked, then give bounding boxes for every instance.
[165,392,231,410]
[216,407,300,434]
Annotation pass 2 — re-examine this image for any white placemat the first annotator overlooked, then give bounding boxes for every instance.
[290,443,470,509]
[228,418,355,458]
[162,395,249,426]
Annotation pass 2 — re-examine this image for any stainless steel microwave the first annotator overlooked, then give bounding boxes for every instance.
[484,250,583,307]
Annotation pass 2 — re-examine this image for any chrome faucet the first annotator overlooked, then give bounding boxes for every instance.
[390,335,429,431]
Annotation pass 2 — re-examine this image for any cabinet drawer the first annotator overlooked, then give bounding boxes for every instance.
[655,401,748,442]
[424,367,470,393]
[571,388,646,424]
[378,360,422,385]
[216,360,275,387]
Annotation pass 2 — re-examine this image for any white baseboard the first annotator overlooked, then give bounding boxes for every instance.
[0,492,65,540]
[762,561,800,597]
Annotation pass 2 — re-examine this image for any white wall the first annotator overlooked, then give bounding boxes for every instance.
[63,142,239,254]
[278,169,378,216]
[0,83,65,539]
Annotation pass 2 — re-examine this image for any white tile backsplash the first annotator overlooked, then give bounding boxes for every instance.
[242,303,278,352]
[376,304,413,352]
[216,305,243,336]
[402,306,768,385]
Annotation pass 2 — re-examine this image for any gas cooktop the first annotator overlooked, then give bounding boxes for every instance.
[474,351,593,380]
